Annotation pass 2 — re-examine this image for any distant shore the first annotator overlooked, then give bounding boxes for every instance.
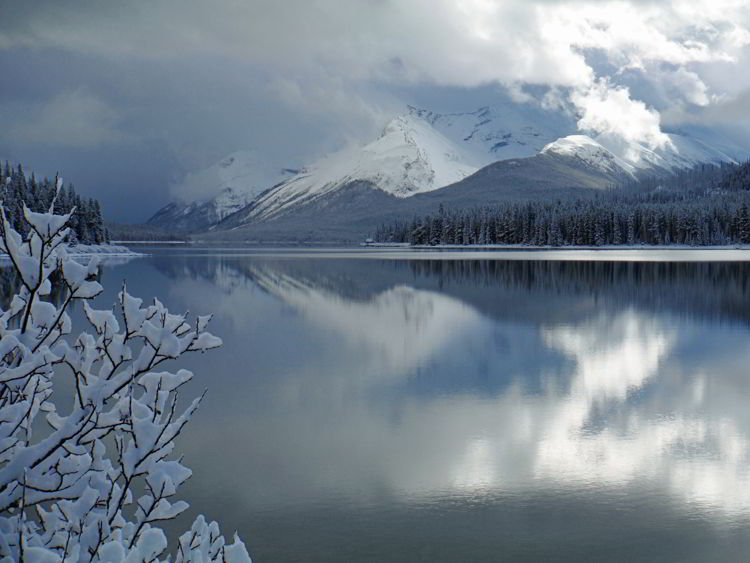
[363,242,750,251]
[110,240,188,245]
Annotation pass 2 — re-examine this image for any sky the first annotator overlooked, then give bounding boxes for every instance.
[1,0,750,222]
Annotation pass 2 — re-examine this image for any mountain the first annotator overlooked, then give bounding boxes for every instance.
[541,135,636,176]
[230,105,747,232]
[207,151,621,242]
[543,131,746,178]
[228,102,577,226]
[244,114,482,223]
[147,150,296,233]
[408,103,576,160]
[147,187,257,233]
[151,100,748,240]
[209,131,748,244]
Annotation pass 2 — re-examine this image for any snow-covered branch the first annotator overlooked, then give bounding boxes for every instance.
[0,203,250,561]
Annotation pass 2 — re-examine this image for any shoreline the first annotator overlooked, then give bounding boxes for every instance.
[62,243,144,256]
[1,243,144,259]
[110,240,188,245]
[363,243,750,251]
[129,240,750,250]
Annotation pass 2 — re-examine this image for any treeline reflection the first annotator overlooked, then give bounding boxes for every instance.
[150,255,750,326]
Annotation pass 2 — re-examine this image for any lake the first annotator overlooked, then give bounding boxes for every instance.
[18,248,750,561]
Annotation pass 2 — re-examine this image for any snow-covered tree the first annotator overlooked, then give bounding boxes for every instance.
[0,165,108,245]
[0,193,251,561]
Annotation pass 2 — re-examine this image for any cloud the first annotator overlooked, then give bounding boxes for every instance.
[572,79,671,153]
[1,0,750,212]
[705,89,750,122]
[659,66,712,107]
[2,89,125,149]
[4,1,748,141]
[661,88,750,135]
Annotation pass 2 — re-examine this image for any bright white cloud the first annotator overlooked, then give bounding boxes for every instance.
[660,67,713,107]
[572,79,671,152]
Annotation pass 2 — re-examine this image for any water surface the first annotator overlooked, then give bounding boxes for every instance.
[23,249,750,561]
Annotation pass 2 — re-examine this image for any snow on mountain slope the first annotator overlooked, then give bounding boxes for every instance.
[247,102,578,222]
[147,150,297,231]
[409,103,576,160]
[146,188,254,233]
[656,133,745,170]
[157,100,748,232]
[175,149,295,206]
[248,114,486,221]
[607,132,745,172]
[542,135,637,176]
[669,125,750,163]
[545,131,748,178]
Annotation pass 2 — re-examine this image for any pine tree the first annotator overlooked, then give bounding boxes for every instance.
[737,203,750,243]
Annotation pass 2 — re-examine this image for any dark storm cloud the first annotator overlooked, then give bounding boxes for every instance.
[1,0,749,220]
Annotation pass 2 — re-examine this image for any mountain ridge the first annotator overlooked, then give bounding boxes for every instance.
[207,151,620,242]
[149,101,749,239]
[147,150,297,233]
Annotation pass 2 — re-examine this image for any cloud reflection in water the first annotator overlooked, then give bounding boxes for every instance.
[146,257,750,526]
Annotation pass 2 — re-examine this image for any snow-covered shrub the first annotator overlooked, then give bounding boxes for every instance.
[0,195,250,561]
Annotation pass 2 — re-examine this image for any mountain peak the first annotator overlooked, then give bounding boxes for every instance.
[244,111,487,221]
[243,104,598,222]
[381,113,423,137]
[543,134,601,152]
[542,135,635,177]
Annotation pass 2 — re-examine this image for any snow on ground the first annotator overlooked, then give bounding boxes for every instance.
[152,245,750,263]
[63,243,142,256]
[1,243,143,259]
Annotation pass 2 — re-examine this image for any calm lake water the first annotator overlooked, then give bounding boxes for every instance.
[14,248,750,561]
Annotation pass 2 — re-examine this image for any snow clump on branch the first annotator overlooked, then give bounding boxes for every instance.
[0,195,251,560]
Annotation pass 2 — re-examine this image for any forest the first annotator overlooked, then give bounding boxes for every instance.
[375,161,750,246]
[0,161,108,244]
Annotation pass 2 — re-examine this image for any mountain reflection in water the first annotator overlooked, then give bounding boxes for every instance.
[13,253,750,561]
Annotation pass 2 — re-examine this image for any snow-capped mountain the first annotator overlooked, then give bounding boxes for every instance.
[541,135,635,176]
[147,187,256,234]
[245,114,481,222]
[179,149,295,205]
[149,100,748,236]
[646,133,745,171]
[543,131,747,178]
[409,103,576,160]
[243,102,577,222]
[241,101,747,226]
[147,150,296,232]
